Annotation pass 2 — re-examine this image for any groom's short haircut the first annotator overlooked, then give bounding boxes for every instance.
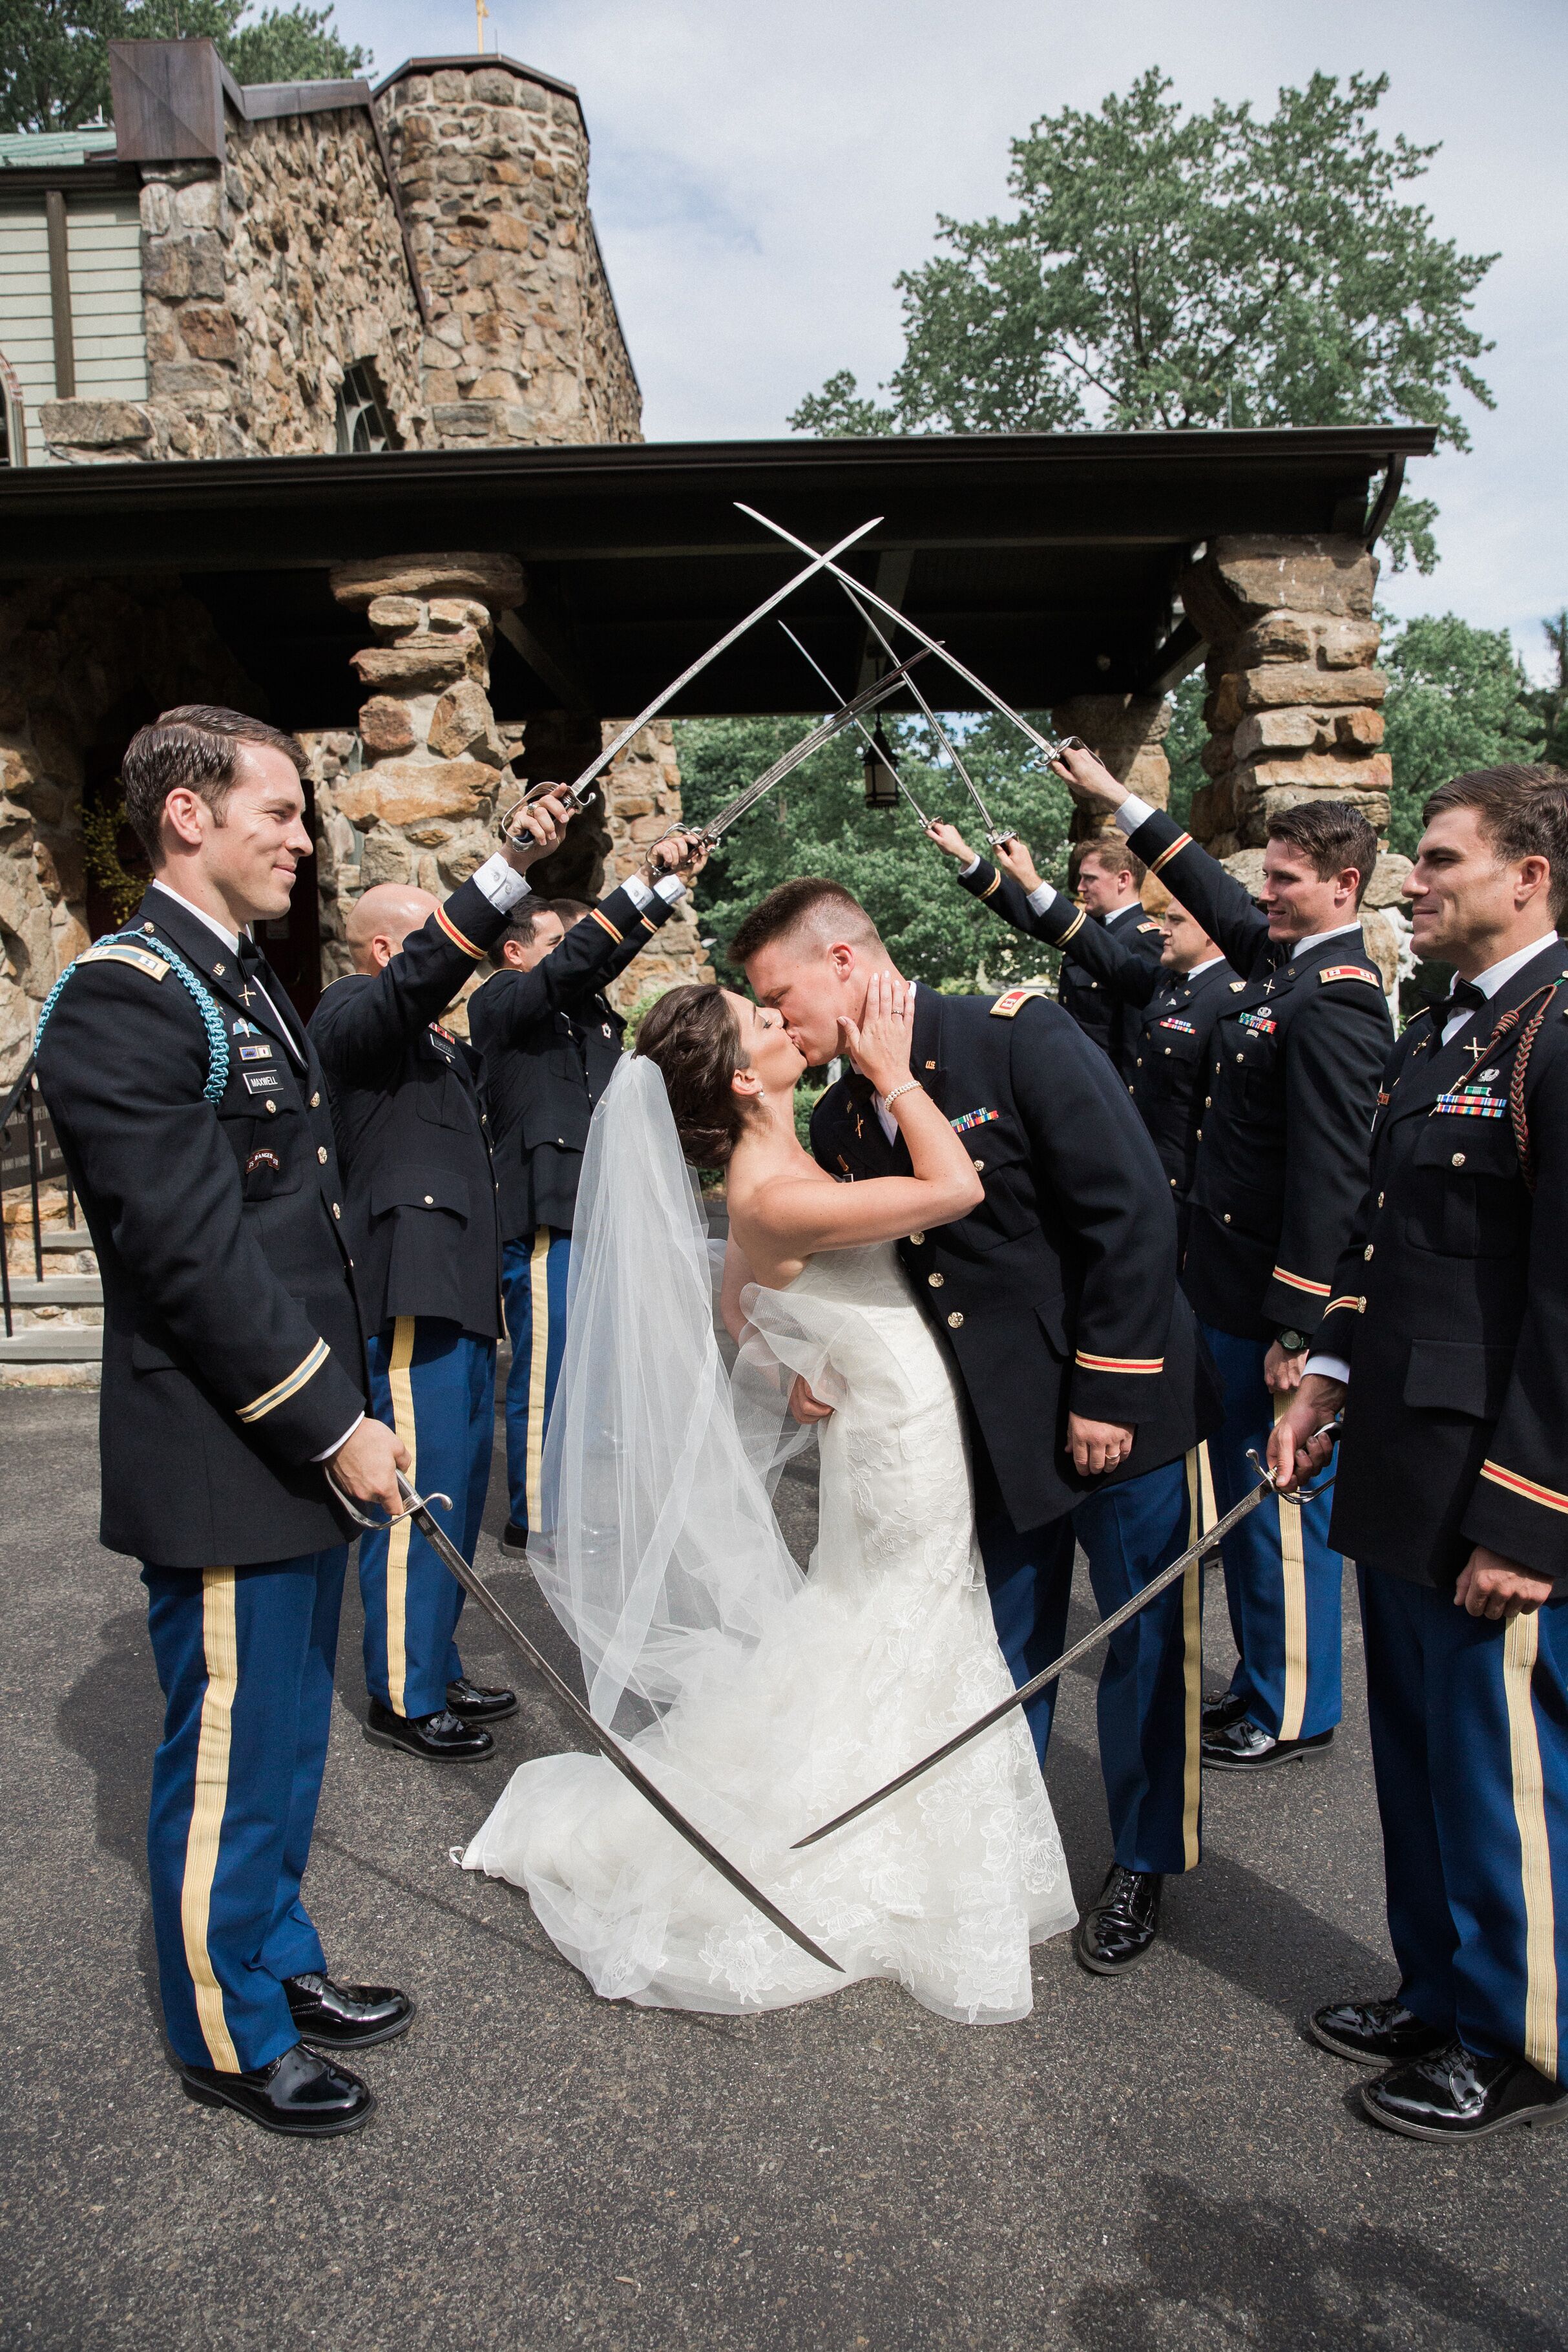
[727,877,884,967]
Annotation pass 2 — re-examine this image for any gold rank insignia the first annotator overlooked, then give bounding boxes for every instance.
[990,986,1049,1018]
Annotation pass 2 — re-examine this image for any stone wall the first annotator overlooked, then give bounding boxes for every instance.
[1051,694,1172,842]
[43,109,431,463]
[376,61,641,447]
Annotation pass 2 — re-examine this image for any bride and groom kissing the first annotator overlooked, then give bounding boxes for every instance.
[463,874,1222,2021]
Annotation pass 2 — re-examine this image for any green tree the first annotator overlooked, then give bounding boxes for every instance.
[1381,613,1545,855]
[674,710,1073,996]
[1524,611,1568,773]
[0,0,366,133]
[793,70,1497,574]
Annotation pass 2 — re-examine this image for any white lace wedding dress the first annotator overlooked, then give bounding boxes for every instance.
[461,1062,1074,2022]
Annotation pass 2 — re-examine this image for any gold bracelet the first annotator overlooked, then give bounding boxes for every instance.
[881,1080,923,1111]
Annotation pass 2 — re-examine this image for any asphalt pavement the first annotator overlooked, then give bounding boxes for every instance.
[3,1384,1563,2351]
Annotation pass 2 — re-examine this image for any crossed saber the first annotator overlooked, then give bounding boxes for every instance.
[332,1434,1339,1975]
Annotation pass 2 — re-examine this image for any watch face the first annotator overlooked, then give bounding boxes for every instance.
[1279,1330,1308,1353]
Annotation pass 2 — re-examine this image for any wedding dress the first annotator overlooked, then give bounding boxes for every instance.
[461,1059,1075,2022]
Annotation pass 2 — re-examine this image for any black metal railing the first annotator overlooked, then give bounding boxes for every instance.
[0,1055,78,1339]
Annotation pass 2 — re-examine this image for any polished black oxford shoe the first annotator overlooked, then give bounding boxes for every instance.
[1362,2039,1568,2141]
[364,1698,494,1760]
[1201,1715,1333,1772]
[1076,1865,1163,1974]
[285,1971,416,2051]
[446,1676,518,1722]
[1200,1688,1249,1733]
[501,1520,529,1555]
[180,2041,374,2137]
[1311,1996,1448,2065]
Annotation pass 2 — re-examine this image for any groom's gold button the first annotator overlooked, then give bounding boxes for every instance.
[928,1271,945,1286]
[908,1231,925,1246]
[946,1310,964,1328]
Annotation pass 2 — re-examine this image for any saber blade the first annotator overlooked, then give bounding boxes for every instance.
[836,583,1001,843]
[735,503,1082,779]
[777,622,931,827]
[683,647,934,846]
[382,1475,842,1974]
[791,1433,1341,1851]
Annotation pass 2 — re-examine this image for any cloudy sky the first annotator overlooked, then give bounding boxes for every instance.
[338,0,1566,668]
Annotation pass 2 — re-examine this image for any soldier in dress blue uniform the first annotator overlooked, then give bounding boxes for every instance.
[998,832,1166,1080]
[471,836,707,1551]
[36,707,415,2139]
[308,792,573,1762]
[928,819,1234,1248]
[1059,747,1392,1774]
[1275,764,1568,2145]
[731,878,1223,1976]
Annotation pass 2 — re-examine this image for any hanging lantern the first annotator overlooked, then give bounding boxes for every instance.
[862,723,900,812]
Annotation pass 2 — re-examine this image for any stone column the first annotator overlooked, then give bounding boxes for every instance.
[1049,693,1171,844]
[1178,536,1387,858]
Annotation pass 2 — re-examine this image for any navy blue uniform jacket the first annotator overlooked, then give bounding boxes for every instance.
[961,859,1164,1081]
[810,985,1221,1536]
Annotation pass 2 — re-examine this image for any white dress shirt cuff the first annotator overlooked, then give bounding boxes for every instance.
[1026,882,1061,916]
[620,872,653,910]
[313,1411,364,1464]
[1114,794,1157,836]
[470,854,532,914]
[654,872,686,905]
[1302,1356,1352,1389]
[958,856,981,878]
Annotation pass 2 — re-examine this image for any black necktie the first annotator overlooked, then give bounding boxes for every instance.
[1443,978,1488,1019]
[238,935,304,1060]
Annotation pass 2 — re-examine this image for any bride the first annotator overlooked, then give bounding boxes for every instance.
[461,972,1075,2021]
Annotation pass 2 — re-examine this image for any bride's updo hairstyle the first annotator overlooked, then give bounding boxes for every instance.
[635,984,750,1170]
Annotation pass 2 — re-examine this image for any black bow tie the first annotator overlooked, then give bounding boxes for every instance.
[1443,978,1488,1018]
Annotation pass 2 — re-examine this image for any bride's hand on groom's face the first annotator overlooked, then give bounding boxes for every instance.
[838,969,914,1096]
[1065,1413,1134,1477]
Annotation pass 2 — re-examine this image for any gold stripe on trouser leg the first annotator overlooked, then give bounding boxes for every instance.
[385,1316,418,1717]
[1503,1612,1559,2081]
[525,1225,552,1531]
[181,1568,240,2074]
[1273,1390,1309,1742]
[1180,1449,1207,1870]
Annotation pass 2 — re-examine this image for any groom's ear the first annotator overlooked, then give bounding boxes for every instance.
[828,942,858,984]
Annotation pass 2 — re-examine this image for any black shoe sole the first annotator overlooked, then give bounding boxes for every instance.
[293,1995,418,2052]
[1202,1736,1334,1774]
[363,1723,494,1763]
[1075,1929,1158,1977]
[181,2074,376,2136]
[1360,2083,1568,2141]
[1310,2016,1445,2065]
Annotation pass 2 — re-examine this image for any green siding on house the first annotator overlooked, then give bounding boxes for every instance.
[0,193,148,464]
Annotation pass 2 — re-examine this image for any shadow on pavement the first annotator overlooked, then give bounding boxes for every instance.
[56,1602,163,2039]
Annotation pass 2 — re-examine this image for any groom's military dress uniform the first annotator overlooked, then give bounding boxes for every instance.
[813,985,1223,1879]
[957,854,1235,1244]
[1312,936,1568,2086]
[471,872,685,1537]
[36,885,370,2079]
[309,859,530,1722]
[1114,802,1392,1750]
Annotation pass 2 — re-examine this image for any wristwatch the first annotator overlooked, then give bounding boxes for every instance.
[1277,1328,1310,1354]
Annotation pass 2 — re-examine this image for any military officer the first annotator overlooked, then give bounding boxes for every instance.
[1056,746,1392,1774]
[929,819,1233,1244]
[1274,763,1568,2144]
[1001,831,1166,1078]
[734,876,1223,1977]
[308,792,572,1762]
[36,706,412,2139]
[472,835,706,1550]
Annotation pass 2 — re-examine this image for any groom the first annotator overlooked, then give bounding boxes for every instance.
[733,877,1223,1975]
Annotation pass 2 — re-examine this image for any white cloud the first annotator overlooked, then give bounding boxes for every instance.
[342,0,1568,662]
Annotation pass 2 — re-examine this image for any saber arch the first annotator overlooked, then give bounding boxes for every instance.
[0,36,1431,1087]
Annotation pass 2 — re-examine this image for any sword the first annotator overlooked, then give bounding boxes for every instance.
[330,1469,842,1975]
[834,583,1007,846]
[734,503,1085,798]
[496,511,884,843]
[791,1427,1343,1852]
[777,622,932,828]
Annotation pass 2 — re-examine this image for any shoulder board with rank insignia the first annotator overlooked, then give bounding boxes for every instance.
[75,943,169,981]
[1137,919,1162,934]
[1229,980,1246,992]
[1318,965,1381,986]
[990,986,1048,1018]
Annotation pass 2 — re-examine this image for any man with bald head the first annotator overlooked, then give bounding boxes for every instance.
[309,800,569,1761]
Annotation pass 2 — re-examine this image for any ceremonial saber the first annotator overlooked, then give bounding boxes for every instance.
[777,622,932,828]
[496,511,884,841]
[331,1471,842,1975]
[834,583,1006,846]
[792,1429,1343,1852]
[735,503,1084,795]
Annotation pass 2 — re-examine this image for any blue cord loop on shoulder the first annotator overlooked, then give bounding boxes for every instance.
[36,927,233,1104]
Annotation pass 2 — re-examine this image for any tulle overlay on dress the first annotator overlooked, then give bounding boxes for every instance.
[464,1243,1074,2021]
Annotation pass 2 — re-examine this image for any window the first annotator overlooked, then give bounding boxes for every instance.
[0,360,23,466]
[334,359,397,454]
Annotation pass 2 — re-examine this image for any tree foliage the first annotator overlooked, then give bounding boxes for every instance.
[793,70,1497,574]
[1381,613,1547,856]
[674,711,1072,992]
[0,0,366,133]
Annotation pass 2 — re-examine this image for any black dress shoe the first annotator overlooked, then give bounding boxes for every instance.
[1076,1865,1164,1975]
[1200,1688,1249,1732]
[1311,1996,1448,2065]
[1362,2039,1568,2141]
[364,1698,494,1760]
[446,1676,518,1722]
[180,2041,374,2137]
[285,1971,416,2051]
[501,1520,529,1555]
[1201,1716,1334,1771]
